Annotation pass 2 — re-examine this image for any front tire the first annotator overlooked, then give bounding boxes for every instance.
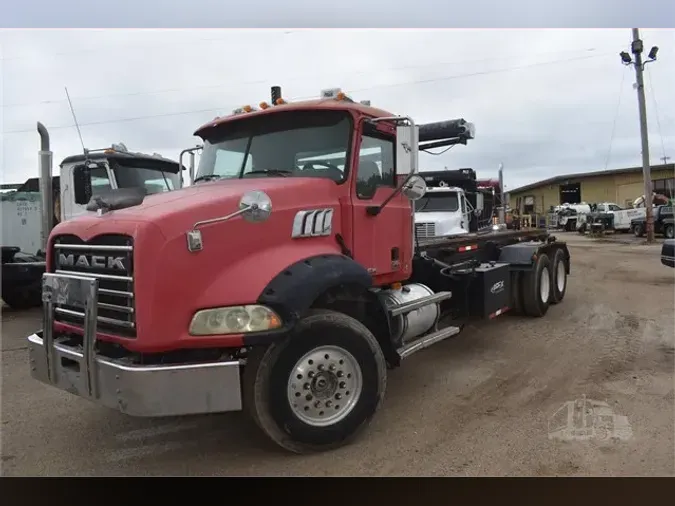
[633,224,644,237]
[664,224,674,239]
[243,309,387,453]
[521,253,551,317]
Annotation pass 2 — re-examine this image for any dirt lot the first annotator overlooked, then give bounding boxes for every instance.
[2,234,674,476]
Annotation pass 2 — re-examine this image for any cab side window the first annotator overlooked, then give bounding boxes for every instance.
[355,134,395,200]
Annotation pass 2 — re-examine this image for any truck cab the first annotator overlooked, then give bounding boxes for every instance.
[414,186,470,238]
[59,144,181,224]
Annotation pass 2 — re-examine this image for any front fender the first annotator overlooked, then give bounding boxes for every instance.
[257,253,373,321]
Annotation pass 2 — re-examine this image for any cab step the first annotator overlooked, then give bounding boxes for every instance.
[388,291,452,316]
[397,325,461,359]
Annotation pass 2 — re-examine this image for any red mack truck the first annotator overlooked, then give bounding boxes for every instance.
[27,86,571,453]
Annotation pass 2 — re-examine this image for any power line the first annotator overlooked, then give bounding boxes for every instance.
[1,47,610,109]
[645,66,668,164]
[2,51,614,135]
[603,67,627,170]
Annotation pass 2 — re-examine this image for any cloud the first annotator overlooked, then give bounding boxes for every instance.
[1,28,674,191]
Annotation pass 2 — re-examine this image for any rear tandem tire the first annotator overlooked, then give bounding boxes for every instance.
[550,249,567,304]
[243,309,387,454]
[521,253,551,317]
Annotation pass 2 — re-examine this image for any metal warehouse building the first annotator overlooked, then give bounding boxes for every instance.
[507,163,674,215]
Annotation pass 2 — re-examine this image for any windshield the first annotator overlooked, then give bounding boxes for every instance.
[195,110,352,183]
[111,161,180,195]
[414,192,460,212]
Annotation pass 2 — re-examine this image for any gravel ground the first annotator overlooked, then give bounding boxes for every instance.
[1,233,673,476]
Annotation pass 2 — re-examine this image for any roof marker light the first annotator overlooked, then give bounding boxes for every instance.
[320,87,342,99]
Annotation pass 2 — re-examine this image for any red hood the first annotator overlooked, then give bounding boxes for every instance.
[55,177,336,240]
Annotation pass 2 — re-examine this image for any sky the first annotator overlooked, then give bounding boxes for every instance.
[1,28,674,192]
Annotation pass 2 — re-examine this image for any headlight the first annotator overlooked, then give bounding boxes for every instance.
[189,305,282,335]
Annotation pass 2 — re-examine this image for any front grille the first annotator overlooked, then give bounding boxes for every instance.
[52,234,136,338]
[415,222,436,239]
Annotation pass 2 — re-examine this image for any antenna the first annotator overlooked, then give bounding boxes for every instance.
[64,86,87,156]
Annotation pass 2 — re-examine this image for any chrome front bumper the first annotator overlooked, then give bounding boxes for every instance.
[28,273,242,417]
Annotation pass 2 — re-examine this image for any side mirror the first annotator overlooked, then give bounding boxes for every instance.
[395,124,419,175]
[402,174,427,201]
[239,190,272,223]
[475,192,484,212]
[73,165,93,205]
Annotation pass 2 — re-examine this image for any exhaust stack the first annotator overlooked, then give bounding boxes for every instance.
[37,122,53,255]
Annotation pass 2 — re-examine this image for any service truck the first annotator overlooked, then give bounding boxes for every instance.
[1,124,182,309]
[27,86,571,453]
[631,205,674,238]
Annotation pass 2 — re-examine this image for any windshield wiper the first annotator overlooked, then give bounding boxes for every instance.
[193,174,222,184]
[244,169,292,177]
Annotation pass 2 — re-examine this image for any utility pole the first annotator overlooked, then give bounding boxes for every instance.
[620,29,659,242]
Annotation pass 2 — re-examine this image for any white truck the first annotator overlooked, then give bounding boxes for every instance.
[1,123,182,309]
[414,169,493,239]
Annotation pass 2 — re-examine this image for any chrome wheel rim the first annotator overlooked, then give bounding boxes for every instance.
[540,266,550,304]
[556,260,566,293]
[286,345,363,427]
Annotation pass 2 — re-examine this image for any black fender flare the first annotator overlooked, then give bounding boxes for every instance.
[257,253,373,322]
[498,241,570,275]
[253,254,399,366]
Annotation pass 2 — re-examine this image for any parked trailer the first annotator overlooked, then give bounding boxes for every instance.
[27,86,571,453]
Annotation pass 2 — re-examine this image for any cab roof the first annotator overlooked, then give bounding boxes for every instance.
[60,150,180,169]
[194,98,396,137]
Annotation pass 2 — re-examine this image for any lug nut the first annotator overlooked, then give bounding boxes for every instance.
[337,371,344,378]
[335,393,342,400]
[339,381,346,389]
[314,401,322,408]
[304,383,310,390]
[329,364,336,371]
[326,400,332,407]
[318,364,325,371]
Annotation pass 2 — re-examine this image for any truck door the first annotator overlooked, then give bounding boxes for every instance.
[349,122,412,284]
